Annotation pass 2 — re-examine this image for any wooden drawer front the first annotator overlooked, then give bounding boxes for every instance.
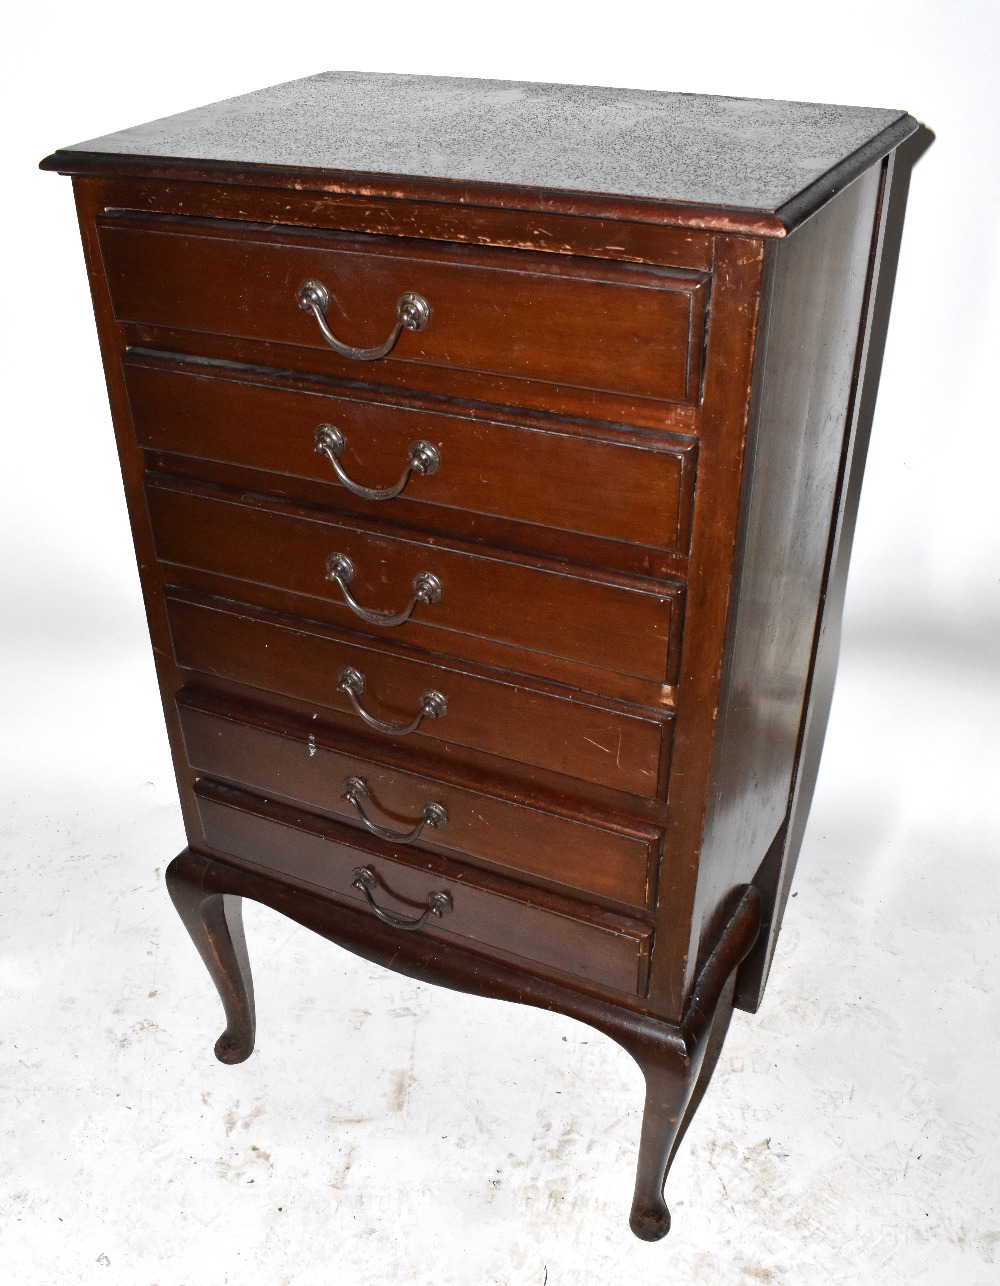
[166,596,672,799]
[196,782,653,997]
[148,480,682,686]
[177,691,659,909]
[126,360,697,554]
[99,214,707,406]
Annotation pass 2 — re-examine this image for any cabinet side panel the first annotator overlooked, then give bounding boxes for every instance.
[688,165,883,980]
[70,177,208,850]
[736,131,928,1010]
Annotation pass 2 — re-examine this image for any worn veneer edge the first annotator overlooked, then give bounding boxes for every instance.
[39,114,918,238]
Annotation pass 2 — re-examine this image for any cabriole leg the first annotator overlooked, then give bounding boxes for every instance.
[166,849,256,1064]
[628,974,740,1240]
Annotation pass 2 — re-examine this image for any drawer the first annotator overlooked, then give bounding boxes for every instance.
[148,479,684,686]
[166,594,673,799]
[195,780,654,998]
[177,687,661,909]
[99,213,708,408]
[125,359,697,555]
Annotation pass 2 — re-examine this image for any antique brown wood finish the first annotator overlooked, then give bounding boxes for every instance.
[44,74,923,1240]
[166,843,761,1240]
[124,358,698,554]
[90,175,717,269]
[176,688,662,909]
[99,213,707,407]
[122,322,702,434]
[165,593,675,798]
[68,178,210,855]
[683,166,885,992]
[195,783,654,997]
[146,478,683,685]
[734,126,934,1010]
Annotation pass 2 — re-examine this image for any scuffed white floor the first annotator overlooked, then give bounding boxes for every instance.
[2,607,998,1285]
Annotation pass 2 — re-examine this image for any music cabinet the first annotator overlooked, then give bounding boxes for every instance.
[42,73,922,1239]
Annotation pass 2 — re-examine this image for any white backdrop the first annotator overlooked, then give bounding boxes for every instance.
[2,4,998,1283]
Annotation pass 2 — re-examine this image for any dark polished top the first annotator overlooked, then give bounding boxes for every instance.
[41,72,915,233]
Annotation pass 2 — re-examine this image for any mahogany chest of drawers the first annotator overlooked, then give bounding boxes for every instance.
[42,73,922,1239]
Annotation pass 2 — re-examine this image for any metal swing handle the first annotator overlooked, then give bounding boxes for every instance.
[344,777,449,846]
[296,279,430,362]
[314,424,439,501]
[336,666,447,736]
[325,553,441,628]
[351,865,453,931]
